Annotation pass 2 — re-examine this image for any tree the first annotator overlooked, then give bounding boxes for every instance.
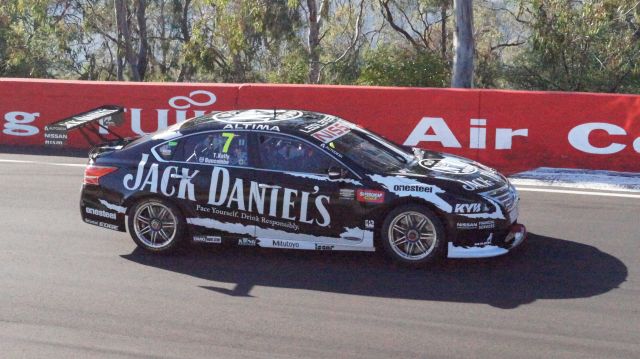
[510,0,640,93]
[451,0,474,87]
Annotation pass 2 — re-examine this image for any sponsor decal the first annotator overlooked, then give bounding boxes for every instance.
[310,122,351,143]
[365,220,375,229]
[460,178,494,191]
[356,189,385,203]
[478,220,495,229]
[85,207,117,220]
[193,235,222,244]
[419,158,478,175]
[475,233,494,247]
[319,141,344,158]
[212,110,303,124]
[273,240,300,248]
[84,218,119,230]
[392,184,433,193]
[456,220,495,230]
[339,188,355,200]
[369,174,452,213]
[299,116,337,133]
[124,154,331,229]
[454,203,482,214]
[238,238,257,246]
[187,217,374,247]
[315,244,334,250]
[456,222,478,230]
[222,123,280,131]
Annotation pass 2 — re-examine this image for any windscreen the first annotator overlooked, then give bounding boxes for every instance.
[326,127,413,173]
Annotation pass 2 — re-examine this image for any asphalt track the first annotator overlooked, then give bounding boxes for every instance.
[1,153,638,358]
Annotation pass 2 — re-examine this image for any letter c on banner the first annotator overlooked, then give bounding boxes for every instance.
[568,122,626,155]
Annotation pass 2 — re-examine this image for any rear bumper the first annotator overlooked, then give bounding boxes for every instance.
[80,185,127,232]
[447,223,527,259]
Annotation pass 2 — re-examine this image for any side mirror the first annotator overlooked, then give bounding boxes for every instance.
[327,167,342,180]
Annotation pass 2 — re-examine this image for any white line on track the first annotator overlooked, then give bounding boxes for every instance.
[515,186,640,199]
[0,158,86,167]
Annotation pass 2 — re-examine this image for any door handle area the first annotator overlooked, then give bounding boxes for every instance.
[258,183,281,189]
[170,174,185,179]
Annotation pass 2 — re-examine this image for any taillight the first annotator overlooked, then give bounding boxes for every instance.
[84,165,118,185]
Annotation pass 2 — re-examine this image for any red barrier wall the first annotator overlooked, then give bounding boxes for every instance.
[1,78,640,174]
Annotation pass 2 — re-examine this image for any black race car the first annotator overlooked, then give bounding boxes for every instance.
[78,109,526,266]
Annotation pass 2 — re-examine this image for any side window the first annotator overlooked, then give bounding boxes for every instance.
[257,134,338,174]
[173,132,249,166]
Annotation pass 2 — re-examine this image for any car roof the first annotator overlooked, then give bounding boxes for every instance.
[178,109,349,139]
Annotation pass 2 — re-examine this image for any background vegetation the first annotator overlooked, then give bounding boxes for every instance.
[1,0,639,93]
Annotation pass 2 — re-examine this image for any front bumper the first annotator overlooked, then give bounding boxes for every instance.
[447,223,527,259]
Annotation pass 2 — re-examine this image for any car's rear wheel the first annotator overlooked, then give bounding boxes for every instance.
[128,198,186,253]
[380,204,445,266]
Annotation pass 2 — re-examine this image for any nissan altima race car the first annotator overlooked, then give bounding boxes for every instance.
[77,109,526,266]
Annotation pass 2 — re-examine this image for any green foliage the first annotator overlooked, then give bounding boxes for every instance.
[509,0,640,93]
[1,0,639,94]
[357,45,449,87]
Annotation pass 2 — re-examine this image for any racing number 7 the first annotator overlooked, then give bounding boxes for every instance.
[221,132,236,153]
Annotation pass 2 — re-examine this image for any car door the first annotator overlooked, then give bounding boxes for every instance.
[251,132,370,251]
[157,130,257,244]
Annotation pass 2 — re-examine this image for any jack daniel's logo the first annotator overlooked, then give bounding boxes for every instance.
[124,154,331,227]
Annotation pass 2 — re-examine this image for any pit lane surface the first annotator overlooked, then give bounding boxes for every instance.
[1,153,637,358]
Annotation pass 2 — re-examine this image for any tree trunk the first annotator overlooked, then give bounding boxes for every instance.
[307,0,322,84]
[135,0,148,81]
[115,0,140,81]
[441,2,447,61]
[452,0,474,88]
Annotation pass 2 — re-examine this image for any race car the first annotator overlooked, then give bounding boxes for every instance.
[78,109,526,266]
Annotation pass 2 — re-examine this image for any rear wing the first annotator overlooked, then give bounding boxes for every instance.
[44,105,125,147]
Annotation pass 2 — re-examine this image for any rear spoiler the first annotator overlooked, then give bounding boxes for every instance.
[44,105,125,147]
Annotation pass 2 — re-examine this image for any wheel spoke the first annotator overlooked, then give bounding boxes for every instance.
[404,214,413,227]
[406,242,414,255]
[159,229,170,242]
[150,231,158,244]
[420,233,434,242]
[158,208,168,221]
[147,205,157,218]
[393,235,407,246]
[162,221,175,229]
[137,215,150,224]
[138,225,151,235]
[392,224,406,233]
[415,240,427,253]
[416,217,427,230]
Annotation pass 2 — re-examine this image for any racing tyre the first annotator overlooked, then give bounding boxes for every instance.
[381,204,446,266]
[128,198,186,253]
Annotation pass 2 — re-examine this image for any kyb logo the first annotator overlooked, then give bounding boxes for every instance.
[454,203,482,214]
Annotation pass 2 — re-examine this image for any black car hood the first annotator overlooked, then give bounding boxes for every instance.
[387,151,508,192]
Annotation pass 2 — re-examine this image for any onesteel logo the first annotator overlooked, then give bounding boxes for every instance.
[85,207,117,220]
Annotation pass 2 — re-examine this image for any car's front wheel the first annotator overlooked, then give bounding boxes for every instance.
[128,198,186,253]
[380,204,445,266]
